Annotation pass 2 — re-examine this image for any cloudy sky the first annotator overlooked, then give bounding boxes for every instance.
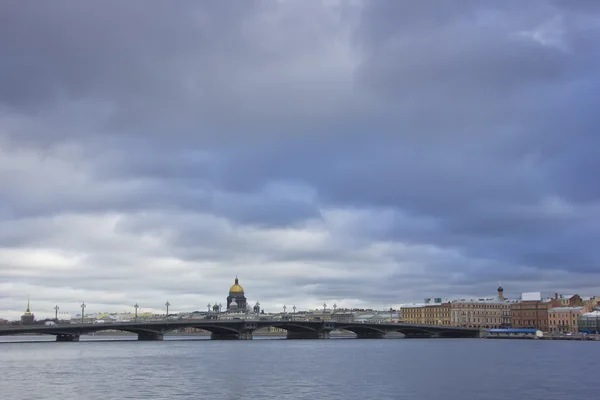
[1,0,599,320]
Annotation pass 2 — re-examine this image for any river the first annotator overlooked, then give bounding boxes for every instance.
[1,336,598,399]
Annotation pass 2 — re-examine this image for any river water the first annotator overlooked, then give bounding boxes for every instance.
[1,336,598,400]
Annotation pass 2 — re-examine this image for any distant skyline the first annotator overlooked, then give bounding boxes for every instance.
[1,284,592,322]
[1,1,600,320]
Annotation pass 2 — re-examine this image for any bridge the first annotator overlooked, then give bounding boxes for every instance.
[0,319,481,342]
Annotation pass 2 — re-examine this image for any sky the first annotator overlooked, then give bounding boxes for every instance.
[1,0,599,320]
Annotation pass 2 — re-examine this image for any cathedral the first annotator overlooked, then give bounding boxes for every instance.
[226,276,247,312]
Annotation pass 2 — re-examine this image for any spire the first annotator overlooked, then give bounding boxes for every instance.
[235,275,239,284]
[25,295,31,315]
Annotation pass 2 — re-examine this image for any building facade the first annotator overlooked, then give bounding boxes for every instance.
[400,302,450,325]
[511,300,551,331]
[451,300,512,328]
[401,304,425,324]
[548,307,584,333]
[423,303,451,325]
[450,286,513,328]
[579,311,600,334]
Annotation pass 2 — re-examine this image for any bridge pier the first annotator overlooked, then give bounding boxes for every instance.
[287,331,330,339]
[210,332,253,340]
[56,334,80,342]
[137,331,164,341]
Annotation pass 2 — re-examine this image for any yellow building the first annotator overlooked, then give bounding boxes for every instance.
[423,303,451,325]
[401,302,451,325]
[548,307,584,333]
[401,304,425,324]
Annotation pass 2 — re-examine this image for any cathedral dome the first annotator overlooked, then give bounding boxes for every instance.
[229,277,244,293]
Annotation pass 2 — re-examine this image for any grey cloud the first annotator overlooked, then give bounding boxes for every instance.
[1,1,600,318]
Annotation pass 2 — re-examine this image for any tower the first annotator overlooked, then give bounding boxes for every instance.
[21,296,35,325]
[497,282,505,300]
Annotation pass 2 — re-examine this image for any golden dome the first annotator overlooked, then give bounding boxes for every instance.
[229,277,244,293]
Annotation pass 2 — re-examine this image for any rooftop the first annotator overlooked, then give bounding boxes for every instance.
[400,304,427,309]
[450,297,517,304]
[582,311,600,317]
[549,307,583,312]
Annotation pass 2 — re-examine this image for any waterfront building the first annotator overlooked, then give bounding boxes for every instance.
[511,293,585,332]
[400,300,450,325]
[400,304,425,324]
[578,311,600,334]
[20,298,35,325]
[226,276,247,312]
[423,302,451,325]
[548,307,584,333]
[450,286,514,328]
[510,293,552,331]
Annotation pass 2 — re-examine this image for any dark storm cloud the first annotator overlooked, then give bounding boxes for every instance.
[1,0,600,318]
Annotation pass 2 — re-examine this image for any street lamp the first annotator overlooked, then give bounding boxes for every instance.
[283,305,287,314]
[207,303,212,313]
[390,307,394,322]
[80,302,86,325]
[165,301,170,317]
[323,303,327,313]
[293,305,296,321]
[54,305,59,322]
[333,303,337,314]
[134,303,139,322]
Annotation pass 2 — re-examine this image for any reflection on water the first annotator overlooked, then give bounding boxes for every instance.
[1,337,599,400]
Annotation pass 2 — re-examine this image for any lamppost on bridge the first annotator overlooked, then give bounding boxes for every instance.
[323,303,327,313]
[165,301,170,317]
[54,305,59,322]
[283,305,287,315]
[134,303,139,322]
[390,307,394,322]
[80,302,86,325]
[255,301,260,317]
[333,303,337,314]
[207,303,212,313]
[293,305,296,321]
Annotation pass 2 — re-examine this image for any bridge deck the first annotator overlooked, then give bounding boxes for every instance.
[0,320,481,341]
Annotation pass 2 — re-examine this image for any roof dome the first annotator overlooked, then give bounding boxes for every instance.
[229,277,244,293]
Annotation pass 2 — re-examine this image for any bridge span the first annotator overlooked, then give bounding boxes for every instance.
[0,319,481,342]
